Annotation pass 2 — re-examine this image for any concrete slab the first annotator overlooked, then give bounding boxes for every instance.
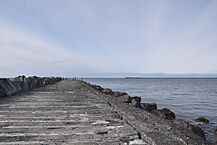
[0,80,142,144]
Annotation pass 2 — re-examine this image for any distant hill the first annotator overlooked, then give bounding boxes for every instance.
[83,73,217,78]
[124,73,217,78]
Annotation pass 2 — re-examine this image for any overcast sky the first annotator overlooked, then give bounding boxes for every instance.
[0,0,217,77]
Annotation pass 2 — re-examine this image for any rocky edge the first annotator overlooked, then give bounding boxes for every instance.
[82,80,212,145]
[0,75,63,98]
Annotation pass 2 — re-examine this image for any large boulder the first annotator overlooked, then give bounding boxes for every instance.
[36,77,62,87]
[0,79,20,96]
[191,125,206,139]
[92,85,103,91]
[27,76,42,89]
[118,94,131,103]
[49,77,57,84]
[14,76,29,91]
[42,77,56,86]
[195,116,209,124]
[130,96,142,108]
[141,102,157,111]
[113,91,128,97]
[12,81,22,93]
[174,119,206,139]
[38,77,45,87]
[27,77,36,89]
[95,86,103,91]
[151,108,176,120]
[102,88,114,95]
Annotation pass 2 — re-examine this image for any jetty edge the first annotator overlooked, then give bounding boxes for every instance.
[80,80,211,145]
[0,75,63,97]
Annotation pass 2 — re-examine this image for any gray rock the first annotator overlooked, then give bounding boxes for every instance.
[42,77,49,86]
[96,86,103,90]
[129,96,141,103]
[113,91,128,97]
[42,77,62,86]
[0,76,62,97]
[14,76,29,91]
[0,79,20,96]
[92,85,103,91]
[36,77,43,87]
[130,96,142,108]
[28,76,50,89]
[27,76,37,89]
[141,102,157,111]
[13,81,22,93]
[102,88,114,95]
[195,116,209,124]
[192,125,206,139]
[0,88,5,97]
[174,119,206,139]
[151,108,176,120]
[118,95,131,103]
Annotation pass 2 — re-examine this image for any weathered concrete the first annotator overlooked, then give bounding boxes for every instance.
[0,80,143,145]
[0,80,211,145]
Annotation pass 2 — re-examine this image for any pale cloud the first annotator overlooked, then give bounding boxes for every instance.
[0,22,87,77]
[0,0,217,77]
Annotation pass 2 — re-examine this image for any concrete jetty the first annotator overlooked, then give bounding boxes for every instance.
[0,79,210,145]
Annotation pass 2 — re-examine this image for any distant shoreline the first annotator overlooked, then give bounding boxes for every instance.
[84,77,217,79]
[124,77,217,79]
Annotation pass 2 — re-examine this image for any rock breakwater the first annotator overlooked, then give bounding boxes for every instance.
[0,75,63,98]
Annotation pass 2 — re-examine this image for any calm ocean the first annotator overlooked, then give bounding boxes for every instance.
[84,78,217,142]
